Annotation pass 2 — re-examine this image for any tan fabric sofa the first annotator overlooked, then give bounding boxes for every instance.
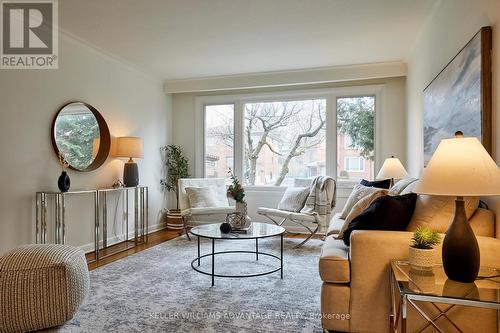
[319,190,500,332]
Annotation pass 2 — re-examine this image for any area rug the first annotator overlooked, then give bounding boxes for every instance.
[51,236,324,332]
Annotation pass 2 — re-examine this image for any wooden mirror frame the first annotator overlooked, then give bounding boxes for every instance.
[51,101,111,172]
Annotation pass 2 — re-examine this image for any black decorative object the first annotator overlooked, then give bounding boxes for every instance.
[220,222,232,234]
[442,197,480,283]
[58,171,70,192]
[123,160,139,187]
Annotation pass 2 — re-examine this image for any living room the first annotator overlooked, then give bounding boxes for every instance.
[1,0,499,332]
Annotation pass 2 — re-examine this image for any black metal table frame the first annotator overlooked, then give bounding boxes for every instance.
[191,233,284,286]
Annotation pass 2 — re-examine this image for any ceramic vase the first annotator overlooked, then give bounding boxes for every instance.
[58,171,70,192]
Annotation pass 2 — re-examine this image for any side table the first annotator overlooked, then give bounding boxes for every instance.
[36,186,148,264]
[390,260,500,333]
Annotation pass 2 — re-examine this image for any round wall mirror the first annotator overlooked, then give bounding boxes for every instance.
[51,102,110,171]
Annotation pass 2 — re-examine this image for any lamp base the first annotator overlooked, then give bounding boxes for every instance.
[123,161,139,187]
[442,197,480,283]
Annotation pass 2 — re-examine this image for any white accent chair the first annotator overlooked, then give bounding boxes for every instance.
[257,177,336,246]
[178,178,235,240]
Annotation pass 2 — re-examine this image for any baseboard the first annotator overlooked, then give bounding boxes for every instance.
[79,222,167,253]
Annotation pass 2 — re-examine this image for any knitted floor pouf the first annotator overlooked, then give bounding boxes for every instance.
[0,244,89,332]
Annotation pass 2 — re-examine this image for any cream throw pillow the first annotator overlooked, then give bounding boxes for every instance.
[340,184,387,219]
[278,187,310,212]
[337,190,388,239]
[389,178,418,195]
[406,195,480,232]
[185,187,219,208]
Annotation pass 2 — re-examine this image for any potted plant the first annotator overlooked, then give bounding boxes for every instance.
[226,169,251,229]
[409,227,441,270]
[160,145,189,230]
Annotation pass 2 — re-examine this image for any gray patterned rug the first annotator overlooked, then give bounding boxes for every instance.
[52,236,324,333]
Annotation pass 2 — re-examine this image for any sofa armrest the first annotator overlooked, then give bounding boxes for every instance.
[348,230,500,333]
[348,230,413,332]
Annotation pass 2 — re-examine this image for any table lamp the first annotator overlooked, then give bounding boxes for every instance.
[376,156,408,187]
[414,131,500,283]
[116,136,143,187]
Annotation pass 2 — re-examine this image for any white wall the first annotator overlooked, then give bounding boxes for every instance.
[406,0,500,231]
[172,77,406,222]
[0,33,171,254]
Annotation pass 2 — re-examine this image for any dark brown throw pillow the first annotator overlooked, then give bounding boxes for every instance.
[360,178,391,189]
[343,193,417,246]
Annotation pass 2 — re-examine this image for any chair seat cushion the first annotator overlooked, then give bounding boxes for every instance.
[181,206,235,216]
[257,207,317,223]
[319,236,350,283]
[326,213,345,236]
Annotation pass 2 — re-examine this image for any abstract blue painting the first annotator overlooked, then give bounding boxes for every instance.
[423,28,491,165]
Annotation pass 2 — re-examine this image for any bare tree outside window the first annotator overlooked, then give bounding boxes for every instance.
[244,99,326,186]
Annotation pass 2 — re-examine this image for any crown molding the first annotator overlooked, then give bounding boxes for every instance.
[164,61,406,94]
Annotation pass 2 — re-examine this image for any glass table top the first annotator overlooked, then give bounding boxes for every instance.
[190,222,285,239]
[391,260,500,305]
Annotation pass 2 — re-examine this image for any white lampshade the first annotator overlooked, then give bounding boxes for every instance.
[414,136,500,196]
[377,156,408,180]
[115,136,143,159]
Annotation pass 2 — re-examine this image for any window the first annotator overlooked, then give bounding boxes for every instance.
[337,96,375,181]
[204,104,234,179]
[197,87,380,188]
[345,156,365,172]
[244,99,326,186]
[344,135,356,149]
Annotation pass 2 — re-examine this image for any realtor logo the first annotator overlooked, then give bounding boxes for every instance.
[1,0,58,69]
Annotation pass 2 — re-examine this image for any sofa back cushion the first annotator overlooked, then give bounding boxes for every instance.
[406,195,480,233]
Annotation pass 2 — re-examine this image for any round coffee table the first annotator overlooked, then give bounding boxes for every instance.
[190,222,285,286]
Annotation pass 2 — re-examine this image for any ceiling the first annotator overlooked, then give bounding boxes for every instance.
[59,0,436,80]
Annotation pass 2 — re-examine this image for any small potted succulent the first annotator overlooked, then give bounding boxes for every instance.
[409,227,441,270]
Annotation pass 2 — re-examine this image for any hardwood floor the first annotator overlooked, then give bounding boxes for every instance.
[86,228,184,270]
[86,227,322,271]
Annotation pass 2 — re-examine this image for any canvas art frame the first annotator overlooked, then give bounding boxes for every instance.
[423,26,492,165]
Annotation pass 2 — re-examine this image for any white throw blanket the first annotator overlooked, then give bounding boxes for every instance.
[300,176,336,231]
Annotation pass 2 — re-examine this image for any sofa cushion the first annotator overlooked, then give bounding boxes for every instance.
[469,208,495,237]
[321,283,351,332]
[326,213,345,236]
[319,236,350,283]
[406,195,479,233]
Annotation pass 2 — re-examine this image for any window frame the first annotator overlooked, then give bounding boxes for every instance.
[195,85,384,190]
[345,156,366,172]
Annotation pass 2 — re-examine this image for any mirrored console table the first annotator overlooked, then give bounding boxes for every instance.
[35,186,148,264]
